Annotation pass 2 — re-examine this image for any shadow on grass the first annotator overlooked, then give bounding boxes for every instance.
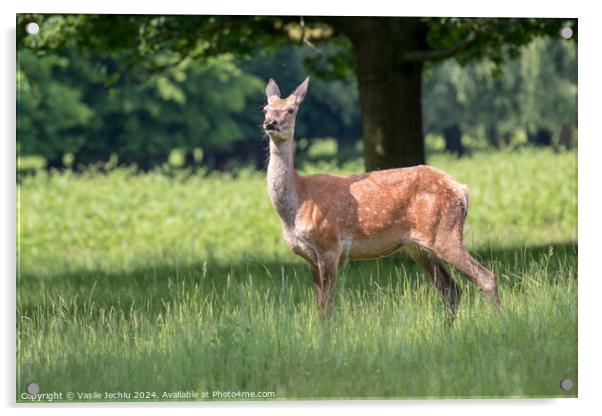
[17,241,577,315]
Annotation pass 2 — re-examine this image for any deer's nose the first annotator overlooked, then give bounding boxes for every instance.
[264,119,279,130]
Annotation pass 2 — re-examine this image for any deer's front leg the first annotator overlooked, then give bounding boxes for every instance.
[309,254,339,319]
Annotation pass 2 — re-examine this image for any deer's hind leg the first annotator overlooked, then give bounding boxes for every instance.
[405,244,462,325]
[431,239,501,310]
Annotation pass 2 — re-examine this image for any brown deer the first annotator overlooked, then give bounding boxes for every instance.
[263,77,500,322]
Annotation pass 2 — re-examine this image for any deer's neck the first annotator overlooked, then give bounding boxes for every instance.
[267,138,298,228]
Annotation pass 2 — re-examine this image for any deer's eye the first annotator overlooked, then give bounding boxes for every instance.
[287,107,295,114]
[262,107,268,113]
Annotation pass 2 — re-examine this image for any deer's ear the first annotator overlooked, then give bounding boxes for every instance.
[292,77,309,104]
[266,78,281,101]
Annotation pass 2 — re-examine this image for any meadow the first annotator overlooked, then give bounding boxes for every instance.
[16,147,577,401]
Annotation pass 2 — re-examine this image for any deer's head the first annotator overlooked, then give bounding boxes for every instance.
[263,77,309,141]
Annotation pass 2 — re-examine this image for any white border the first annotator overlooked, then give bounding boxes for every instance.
[8,0,583,17]
[3,1,600,415]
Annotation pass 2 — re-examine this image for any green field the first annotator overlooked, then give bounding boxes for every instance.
[17,147,577,401]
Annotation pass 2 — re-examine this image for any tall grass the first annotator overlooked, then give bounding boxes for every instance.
[17,148,577,401]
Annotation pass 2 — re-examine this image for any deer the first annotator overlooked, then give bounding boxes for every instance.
[262,77,500,323]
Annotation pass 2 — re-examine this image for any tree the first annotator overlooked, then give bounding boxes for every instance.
[422,60,469,155]
[17,49,93,168]
[18,43,266,170]
[422,35,577,151]
[518,37,577,147]
[17,14,576,170]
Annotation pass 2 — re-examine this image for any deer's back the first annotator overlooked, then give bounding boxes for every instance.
[293,165,468,259]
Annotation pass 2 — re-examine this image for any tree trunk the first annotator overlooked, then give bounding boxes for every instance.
[184,149,196,168]
[330,17,427,171]
[486,125,509,149]
[528,128,553,147]
[558,124,573,149]
[45,155,64,171]
[442,124,464,157]
[335,135,357,165]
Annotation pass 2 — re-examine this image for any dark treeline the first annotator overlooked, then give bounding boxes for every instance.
[17,35,575,172]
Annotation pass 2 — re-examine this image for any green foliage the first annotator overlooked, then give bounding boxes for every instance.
[17,150,576,399]
[17,15,577,168]
[17,39,361,169]
[17,15,293,69]
[18,44,265,168]
[425,17,575,65]
[19,34,577,169]
[18,15,575,76]
[423,37,577,145]
[17,49,93,162]
[518,37,577,131]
